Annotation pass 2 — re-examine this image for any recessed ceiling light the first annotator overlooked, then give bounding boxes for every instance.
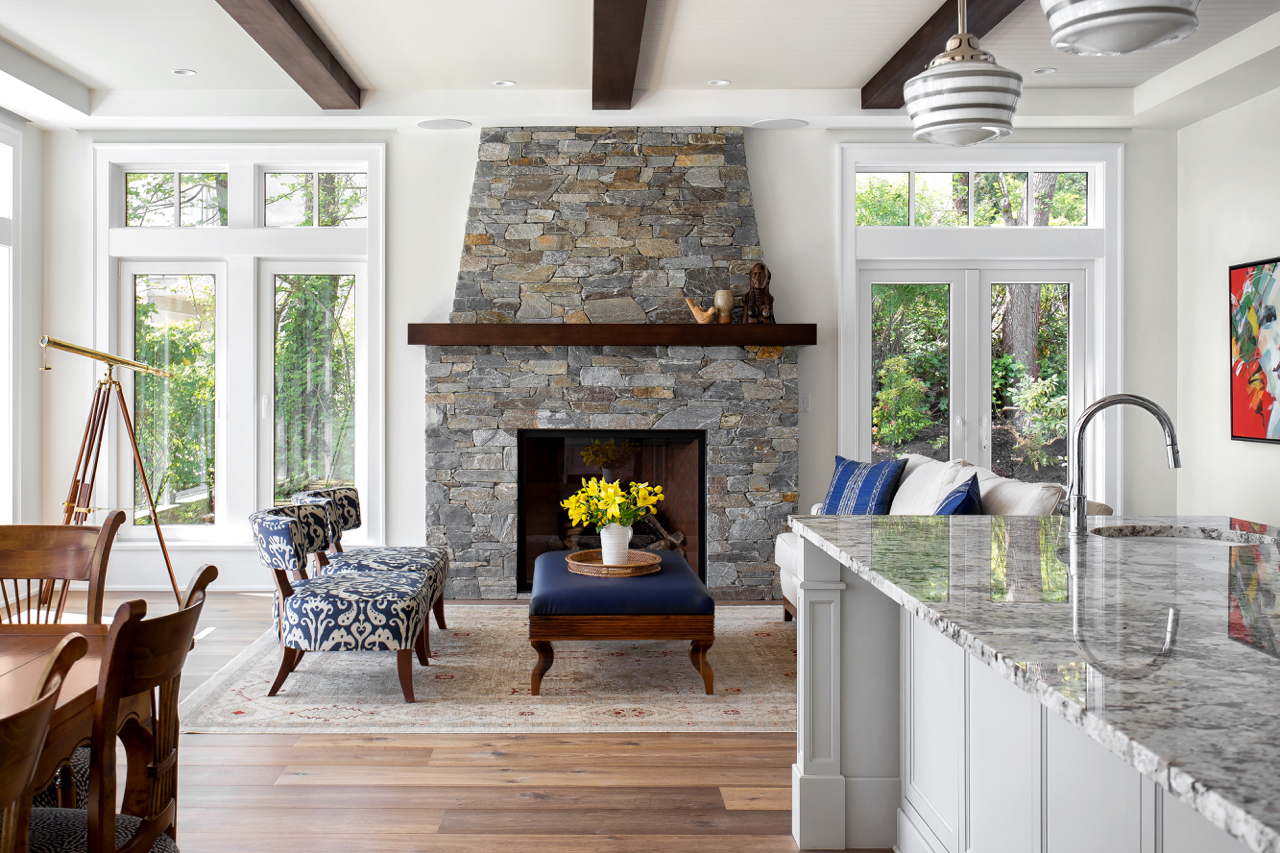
[492,80,516,87]
[417,118,473,130]
[707,79,731,87]
[752,118,809,130]
[1032,66,1058,75]
[172,68,196,76]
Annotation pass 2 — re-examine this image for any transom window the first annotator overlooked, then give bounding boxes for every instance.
[855,171,1089,227]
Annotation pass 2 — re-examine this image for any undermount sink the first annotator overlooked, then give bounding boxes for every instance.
[1089,524,1279,548]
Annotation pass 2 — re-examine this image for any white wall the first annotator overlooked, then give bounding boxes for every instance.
[37,123,1179,590]
[746,127,1180,516]
[1178,86,1280,525]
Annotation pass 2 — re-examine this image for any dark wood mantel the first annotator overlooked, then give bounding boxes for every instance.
[407,323,817,347]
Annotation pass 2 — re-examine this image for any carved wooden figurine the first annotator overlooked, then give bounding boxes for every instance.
[743,262,775,324]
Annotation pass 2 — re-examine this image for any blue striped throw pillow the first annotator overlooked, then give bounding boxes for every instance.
[934,474,982,515]
[820,456,907,515]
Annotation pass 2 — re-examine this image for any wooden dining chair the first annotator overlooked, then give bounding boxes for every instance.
[27,565,218,853]
[0,512,125,626]
[0,634,88,853]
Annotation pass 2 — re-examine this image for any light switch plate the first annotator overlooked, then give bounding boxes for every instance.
[799,393,810,413]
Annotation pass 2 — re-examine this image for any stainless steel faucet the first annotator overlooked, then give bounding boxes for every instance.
[1069,394,1181,535]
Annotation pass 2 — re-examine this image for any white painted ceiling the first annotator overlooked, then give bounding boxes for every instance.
[0,0,294,89]
[984,0,1280,87]
[0,0,1280,121]
[0,0,1275,94]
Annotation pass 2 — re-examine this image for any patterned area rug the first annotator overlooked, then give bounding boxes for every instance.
[179,605,796,733]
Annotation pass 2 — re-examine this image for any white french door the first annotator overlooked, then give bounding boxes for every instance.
[857,266,1085,485]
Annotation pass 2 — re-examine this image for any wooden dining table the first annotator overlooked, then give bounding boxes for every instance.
[0,623,151,852]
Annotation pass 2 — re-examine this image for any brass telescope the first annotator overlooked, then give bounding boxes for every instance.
[40,335,174,379]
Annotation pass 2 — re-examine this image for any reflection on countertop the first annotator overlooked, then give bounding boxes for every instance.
[790,513,1280,853]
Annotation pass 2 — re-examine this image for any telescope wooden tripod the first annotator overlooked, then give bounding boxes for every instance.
[63,363,181,604]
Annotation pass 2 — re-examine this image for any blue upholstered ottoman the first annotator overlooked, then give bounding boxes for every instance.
[528,550,716,695]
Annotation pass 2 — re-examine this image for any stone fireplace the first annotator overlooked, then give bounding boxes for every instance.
[420,126,808,600]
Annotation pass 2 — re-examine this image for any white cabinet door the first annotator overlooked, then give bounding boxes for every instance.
[1046,713,1141,853]
[903,613,964,853]
[967,655,1041,853]
[1163,791,1251,853]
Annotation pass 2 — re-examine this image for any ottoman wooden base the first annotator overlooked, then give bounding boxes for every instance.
[528,614,715,696]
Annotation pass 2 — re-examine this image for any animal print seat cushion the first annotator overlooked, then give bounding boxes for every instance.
[28,808,179,853]
[272,570,431,652]
[30,747,89,810]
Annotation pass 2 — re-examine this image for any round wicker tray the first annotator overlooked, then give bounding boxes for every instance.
[566,549,662,577]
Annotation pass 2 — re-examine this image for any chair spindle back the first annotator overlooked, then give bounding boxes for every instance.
[0,512,125,626]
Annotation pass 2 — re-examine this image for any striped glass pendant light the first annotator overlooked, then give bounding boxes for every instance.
[903,0,1023,147]
[1041,0,1199,56]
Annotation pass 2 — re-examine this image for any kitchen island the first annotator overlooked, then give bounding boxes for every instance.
[789,514,1279,853]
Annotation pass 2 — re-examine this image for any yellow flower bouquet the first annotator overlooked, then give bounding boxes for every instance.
[560,477,664,532]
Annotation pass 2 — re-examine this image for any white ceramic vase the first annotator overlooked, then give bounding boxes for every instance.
[599,523,632,566]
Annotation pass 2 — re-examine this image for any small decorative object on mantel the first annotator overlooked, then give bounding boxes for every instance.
[684,298,717,324]
[743,262,776,324]
[714,289,735,324]
[1230,255,1280,442]
[566,549,663,577]
[561,477,665,566]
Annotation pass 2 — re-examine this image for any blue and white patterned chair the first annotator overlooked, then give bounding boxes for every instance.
[292,487,449,629]
[249,505,433,703]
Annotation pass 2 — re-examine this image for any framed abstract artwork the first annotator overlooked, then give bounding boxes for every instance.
[1230,256,1280,442]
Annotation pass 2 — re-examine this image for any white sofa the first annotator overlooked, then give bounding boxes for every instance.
[776,454,1112,620]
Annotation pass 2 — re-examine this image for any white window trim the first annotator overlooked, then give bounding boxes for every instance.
[0,117,20,524]
[93,143,386,546]
[838,143,1123,510]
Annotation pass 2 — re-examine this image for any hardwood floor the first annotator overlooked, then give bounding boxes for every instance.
[93,591,802,853]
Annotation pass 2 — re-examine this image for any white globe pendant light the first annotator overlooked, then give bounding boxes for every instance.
[904,0,1023,147]
[1041,0,1198,55]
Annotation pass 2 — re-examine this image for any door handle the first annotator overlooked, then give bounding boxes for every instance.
[981,415,991,452]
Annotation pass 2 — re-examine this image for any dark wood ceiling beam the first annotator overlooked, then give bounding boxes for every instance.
[593,0,649,110]
[860,0,1025,110]
[214,0,361,110]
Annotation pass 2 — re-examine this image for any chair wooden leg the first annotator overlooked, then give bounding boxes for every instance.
[414,622,430,666]
[433,595,447,629]
[692,640,714,694]
[397,649,416,703]
[269,647,303,696]
[530,641,554,696]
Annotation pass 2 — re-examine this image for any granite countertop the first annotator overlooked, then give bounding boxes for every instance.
[790,514,1280,853]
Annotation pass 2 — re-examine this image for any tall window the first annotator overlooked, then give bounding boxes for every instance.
[99,143,384,543]
[863,271,1078,486]
[273,274,356,501]
[841,145,1120,509]
[133,274,216,524]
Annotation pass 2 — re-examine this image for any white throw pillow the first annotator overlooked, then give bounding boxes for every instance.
[971,466,1065,516]
[889,455,975,515]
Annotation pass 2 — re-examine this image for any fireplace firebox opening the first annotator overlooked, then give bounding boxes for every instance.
[516,429,707,593]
